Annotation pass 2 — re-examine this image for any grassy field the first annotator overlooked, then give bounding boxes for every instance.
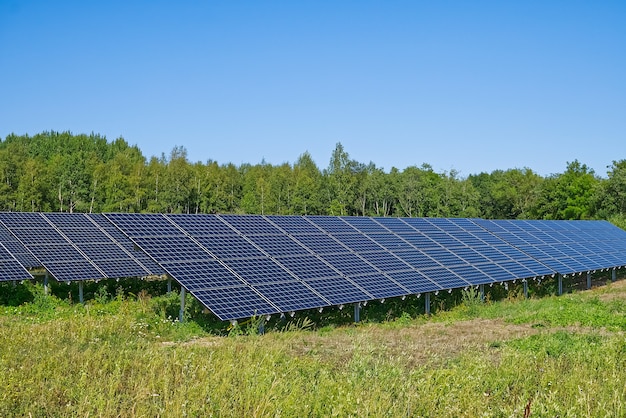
[0,279,625,417]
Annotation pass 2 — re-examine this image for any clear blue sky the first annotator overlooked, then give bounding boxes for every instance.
[1,1,624,177]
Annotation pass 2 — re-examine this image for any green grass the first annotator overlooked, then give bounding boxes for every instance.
[1,280,625,417]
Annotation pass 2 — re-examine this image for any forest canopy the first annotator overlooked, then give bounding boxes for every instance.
[1,131,625,228]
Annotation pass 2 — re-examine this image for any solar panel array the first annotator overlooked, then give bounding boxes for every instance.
[103,214,566,320]
[0,212,162,281]
[474,219,626,275]
[1,212,625,322]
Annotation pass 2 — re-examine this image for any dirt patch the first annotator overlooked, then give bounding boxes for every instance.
[286,318,538,368]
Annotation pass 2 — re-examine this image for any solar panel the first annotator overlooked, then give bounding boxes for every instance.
[384,270,441,293]
[332,234,384,253]
[306,216,357,234]
[225,257,296,285]
[195,235,266,259]
[266,216,322,234]
[246,234,311,257]
[253,281,329,312]
[46,213,158,279]
[192,286,279,320]
[159,259,247,290]
[290,234,349,255]
[275,255,339,280]
[305,277,371,305]
[0,243,33,281]
[220,215,283,235]
[474,218,626,274]
[167,214,237,236]
[103,213,626,321]
[342,216,389,234]
[346,273,408,299]
[0,224,39,268]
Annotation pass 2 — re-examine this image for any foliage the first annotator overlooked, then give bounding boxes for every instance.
[2,131,625,221]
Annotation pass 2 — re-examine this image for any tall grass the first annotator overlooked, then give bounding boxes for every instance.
[1,281,625,416]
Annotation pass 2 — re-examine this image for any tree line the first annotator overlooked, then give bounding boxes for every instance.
[1,131,624,228]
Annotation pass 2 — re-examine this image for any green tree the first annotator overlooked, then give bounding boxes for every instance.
[532,160,599,220]
[292,152,323,215]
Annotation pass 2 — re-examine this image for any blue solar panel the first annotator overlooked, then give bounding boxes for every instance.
[384,270,441,293]
[359,251,411,272]
[291,234,349,255]
[318,253,379,276]
[365,233,411,251]
[306,216,357,234]
[0,243,33,281]
[419,267,471,289]
[422,248,466,266]
[105,213,182,237]
[246,234,311,257]
[397,233,441,249]
[305,277,371,305]
[392,250,442,269]
[253,281,329,312]
[220,215,283,235]
[347,273,408,299]
[332,234,384,253]
[266,216,322,234]
[192,286,279,320]
[167,214,236,236]
[42,261,105,281]
[275,255,339,280]
[0,212,49,228]
[195,235,266,259]
[225,257,295,285]
[448,265,495,285]
[132,236,211,262]
[0,224,39,268]
[160,260,246,290]
[342,216,389,234]
[372,217,417,234]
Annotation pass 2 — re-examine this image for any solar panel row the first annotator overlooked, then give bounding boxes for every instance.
[1,212,625,322]
[0,213,163,281]
[102,214,569,320]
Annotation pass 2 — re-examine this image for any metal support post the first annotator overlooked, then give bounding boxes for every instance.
[523,280,528,299]
[44,273,49,296]
[479,284,485,302]
[179,287,186,323]
[586,272,592,290]
[354,303,361,323]
[79,281,84,304]
[12,280,17,288]
[612,268,617,282]
[425,292,431,315]
[558,274,563,296]
[167,277,172,294]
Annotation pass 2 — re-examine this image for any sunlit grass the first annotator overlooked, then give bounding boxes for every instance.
[0,280,625,416]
